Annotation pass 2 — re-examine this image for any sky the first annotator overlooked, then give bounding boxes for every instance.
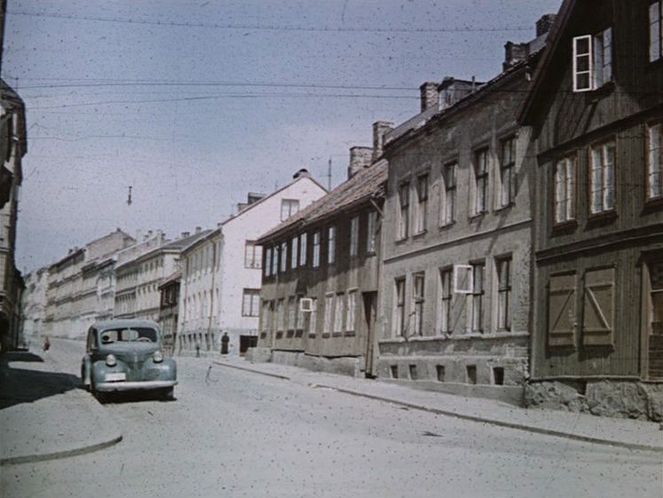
[2,0,562,273]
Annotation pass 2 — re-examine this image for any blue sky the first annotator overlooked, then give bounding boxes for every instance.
[3,0,562,272]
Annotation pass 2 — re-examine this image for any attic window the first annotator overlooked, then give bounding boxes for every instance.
[572,28,612,92]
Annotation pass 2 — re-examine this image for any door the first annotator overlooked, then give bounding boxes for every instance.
[362,292,378,378]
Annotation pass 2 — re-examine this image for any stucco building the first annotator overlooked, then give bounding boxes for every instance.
[376,18,553,403]
[19,267,48,346]
[177,170,327,356]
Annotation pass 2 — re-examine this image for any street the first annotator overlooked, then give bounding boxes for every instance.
[1,339,662,498]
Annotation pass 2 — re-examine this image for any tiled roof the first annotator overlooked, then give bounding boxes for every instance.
[257,161,387,244]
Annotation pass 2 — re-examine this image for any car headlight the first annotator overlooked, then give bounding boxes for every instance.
[153,351,163,363]
[105,354,117,367]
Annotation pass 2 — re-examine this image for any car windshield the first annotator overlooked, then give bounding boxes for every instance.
[99,327,158,344]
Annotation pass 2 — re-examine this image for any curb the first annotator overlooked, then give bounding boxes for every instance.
[212,361,290,381]
[212,361,663,453]
[0,434,123,466]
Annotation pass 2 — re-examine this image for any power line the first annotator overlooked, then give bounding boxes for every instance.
[7,10,532,33]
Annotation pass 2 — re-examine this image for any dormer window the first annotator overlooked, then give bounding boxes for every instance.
[572,28,612,92]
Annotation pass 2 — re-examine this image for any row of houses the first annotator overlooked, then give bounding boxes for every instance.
[21,170,327,357]
[252,1,663,420]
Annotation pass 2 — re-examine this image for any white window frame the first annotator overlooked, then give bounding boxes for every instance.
[279,241,288,273]
[573,29,613,92]
[299,232,307,266]
[241,289,261,317]
[280,198,300,221]
[350,216,359,257]
[572,34,593,92]
[438,268,453,335]
[291,237,298,270]
[327,226,336,265]
[453,265,473,294]
[590,140,616,214]
[554,155,577,224]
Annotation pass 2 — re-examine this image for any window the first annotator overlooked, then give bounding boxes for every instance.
[350,216,359,257]
[651,2,662,62]
[327,226,336,264]
[413,273,425,336]
[414,174,428,233]
[473,149,489,215]
[394,278,406,336]
[312,232,321,268]
[291,237,298,269]
[334,293,345,332]
[572,28,612,92]
[346,291,357,332]
[366,211,377,253]
[438,268,453,334]
[496,257,512,331]
[398,182,410,239]
[277,299,285,333]
[547,272,577,347]
[582,267,615,346]
[308,297,318,336]
[270,246,278,276]
[299,233,308,266]
[241,289,261,317]
[323,293,334,334]
[245,241,262,269]
[280,241,288,272]
[287,296,296,332]
[470,263,485,333]
[440,162,456,226]
[500,137,516,207]
[554,156,577,223]
[590,141,616,214]
[280,199,300,221]
[648,123,663,200]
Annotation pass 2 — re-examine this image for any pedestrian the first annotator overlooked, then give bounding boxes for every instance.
[42,336,50,352]
[221,332,229,355]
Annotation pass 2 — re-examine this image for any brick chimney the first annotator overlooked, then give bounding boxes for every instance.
[348,146,373,179]
[536,14,557,37]
[419,82,439,112]
[372,120,394,162]
[503,41,530,70]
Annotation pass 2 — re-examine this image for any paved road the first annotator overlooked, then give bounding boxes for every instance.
[2,339,661,498]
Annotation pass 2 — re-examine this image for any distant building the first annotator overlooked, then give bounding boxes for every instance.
[114,230,209,323]
[377,17,552,403]
[177,170,327,356]
[0,80,26,351]
[19,267,48,346]
[520,0,663,419]
[158,271,181,356]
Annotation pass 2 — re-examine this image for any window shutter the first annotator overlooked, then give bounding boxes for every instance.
[573,35,593,92]
[582,268,615,346]
[548,273,577,347]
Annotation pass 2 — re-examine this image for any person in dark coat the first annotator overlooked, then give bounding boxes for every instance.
[221,332,229,355]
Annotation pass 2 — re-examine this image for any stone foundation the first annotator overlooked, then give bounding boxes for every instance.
[525,380,663,422]
[268,350,365,377]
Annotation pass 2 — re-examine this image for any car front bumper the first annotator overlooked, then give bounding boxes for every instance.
[95,380,177,392]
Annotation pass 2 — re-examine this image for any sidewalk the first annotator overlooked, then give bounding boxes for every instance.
[0,349,122,466]
[213,356,663,453]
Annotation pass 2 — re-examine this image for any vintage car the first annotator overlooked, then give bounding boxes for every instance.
[81,319,177,400]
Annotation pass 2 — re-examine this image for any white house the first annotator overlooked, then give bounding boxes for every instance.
[178,169,327,355]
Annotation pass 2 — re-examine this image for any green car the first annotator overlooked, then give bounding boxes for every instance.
[81,320,177,401]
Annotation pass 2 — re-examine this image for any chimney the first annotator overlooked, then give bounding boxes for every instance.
[372,120,394,161]
[419,81,439,112]
[293,168,311,180]
[195,226,202,234]
[181,231,190,238]
[503,41,530,70]
[348,146,373,179]
[536,14,556,37]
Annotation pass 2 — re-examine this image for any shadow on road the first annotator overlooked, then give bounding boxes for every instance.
[0,352,81,409]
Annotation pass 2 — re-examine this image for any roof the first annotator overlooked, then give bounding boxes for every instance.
[158,271,181,289]
[518,0,572,125]
[256,161,387,244]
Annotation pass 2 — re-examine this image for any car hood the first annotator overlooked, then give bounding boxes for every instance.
[98,342,160,363]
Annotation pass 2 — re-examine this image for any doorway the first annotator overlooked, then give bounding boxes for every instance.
[363,292,378,378]
[239,335,258,355]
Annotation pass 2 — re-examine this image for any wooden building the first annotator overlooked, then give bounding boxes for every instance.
[520,0,663,419]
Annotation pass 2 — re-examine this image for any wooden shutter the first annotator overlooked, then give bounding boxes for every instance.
[582,268,615,346]
[548,273,577,347]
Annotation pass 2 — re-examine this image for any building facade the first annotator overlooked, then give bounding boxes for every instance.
[376,19,552,403]
[0,80,26,352]
[520,0,663,419]
[158,271,180,356]
[19,267,48,347]
[177,171,327,356]
[255,129,389,376]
